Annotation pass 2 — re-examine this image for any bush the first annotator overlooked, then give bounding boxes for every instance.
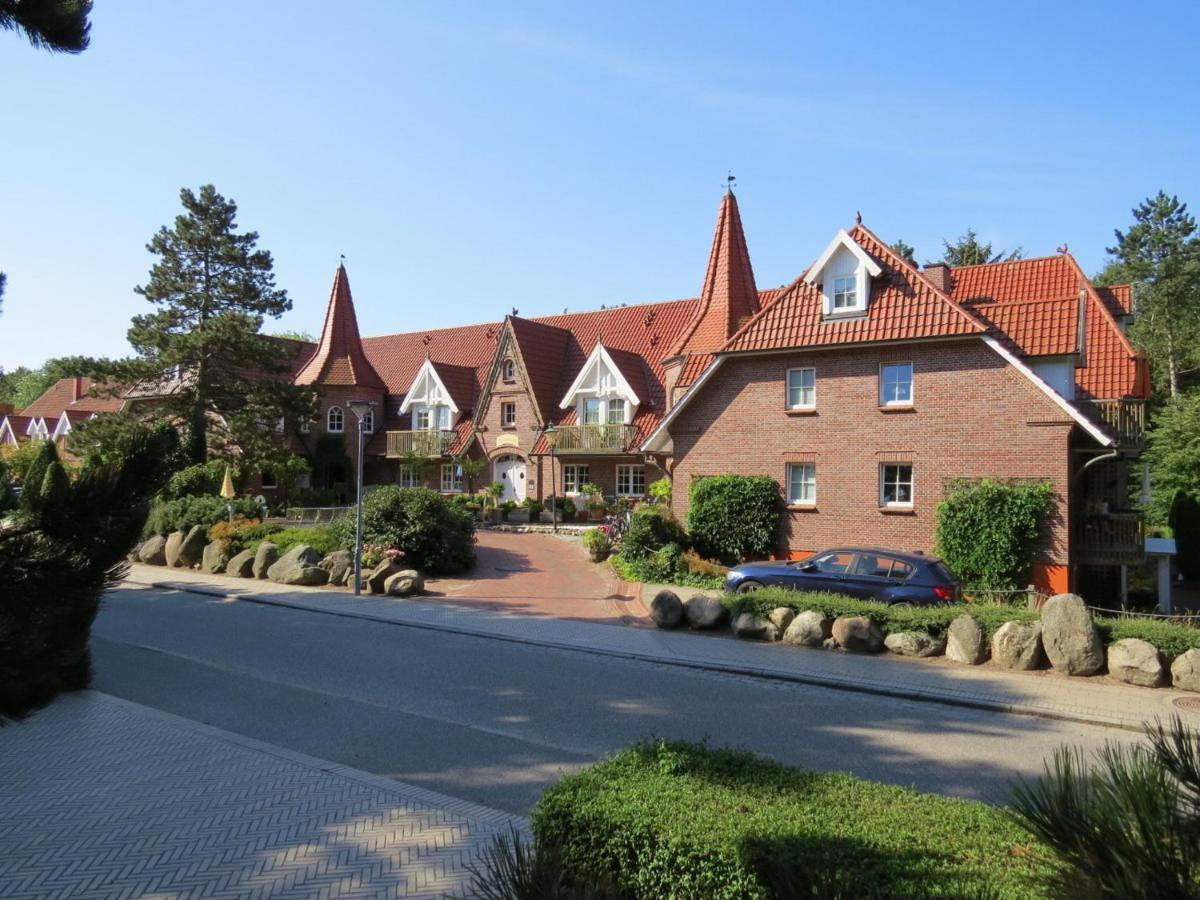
[143,495,262,537]
[935,479,1055,591]
[532,739,1050,898]
[1097,616,1200,659]
[163,460,230,500]
[582,528,612,560]
[611,547,727,590]
[249,525,341,556]
[687,475,780,565]
[620,505,687,560]
[647,477,671,505]
[1169,491,1200,581]
[330,486,474,574]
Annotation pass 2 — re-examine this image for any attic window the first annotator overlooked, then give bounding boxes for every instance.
[502,359,516,382]
[832,276,857,310]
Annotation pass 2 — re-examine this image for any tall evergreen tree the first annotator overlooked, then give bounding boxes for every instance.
[890,239,917,266]
[936,229,1023,266]
[111,185,316,464]
[0,0,91,53]
[1096,192,1200,399]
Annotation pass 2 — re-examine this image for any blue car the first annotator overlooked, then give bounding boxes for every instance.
[724,547,961,606]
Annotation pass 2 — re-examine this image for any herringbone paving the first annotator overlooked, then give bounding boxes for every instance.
[0,692,527,899]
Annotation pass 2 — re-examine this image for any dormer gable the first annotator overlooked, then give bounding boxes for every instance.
[559,344,641,425]
[804,230,884,318]
[399,358,461,430]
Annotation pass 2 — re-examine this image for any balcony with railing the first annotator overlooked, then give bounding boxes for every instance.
[1077,398,1146,449]
[385,429,455,458]
[1076,511,1145,566]
[550,423,638,453]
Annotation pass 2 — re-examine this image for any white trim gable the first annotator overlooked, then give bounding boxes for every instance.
[399,358,460,418]
[559,345,640,423]
[52,411,75,441]
[0,418,18,446]
[26,417,49,440]
[804,230,883,317]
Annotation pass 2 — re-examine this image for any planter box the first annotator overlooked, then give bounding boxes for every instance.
[589,507,607,521]
[539,510,563,524]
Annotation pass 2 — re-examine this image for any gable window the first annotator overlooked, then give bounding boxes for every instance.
[616,465,645,497]
[786,368,816,409]
[400,466,420,488]
[786,462,816,505]
[880,363,913,406]
[441,463,463,493]
[562,464,589,494]
[414,407,430,430]
[880,463,913,508]
[361,410,374,434]
[327,406,344,433]
[501,401,517,428]
[606,399,626,425]
[502,358,516,382]
[832,276,857,310]
[583,398,602,425]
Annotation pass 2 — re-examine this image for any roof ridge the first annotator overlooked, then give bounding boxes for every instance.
[949,253,1068,271]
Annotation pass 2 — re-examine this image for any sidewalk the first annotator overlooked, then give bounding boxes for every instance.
[0,692,525,900]
[124,564,1199,732]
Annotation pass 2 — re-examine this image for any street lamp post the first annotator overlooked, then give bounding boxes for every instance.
[347,399,378,596]
[545,425,558,534]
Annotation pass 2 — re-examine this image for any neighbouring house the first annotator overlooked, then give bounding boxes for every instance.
[0,376,123,454]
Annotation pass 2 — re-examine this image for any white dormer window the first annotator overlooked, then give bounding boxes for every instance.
[415,408,430,430]
[833,276,857,310]
[399,359,461,432]
[805,230,882,318]
[559,344,641,429]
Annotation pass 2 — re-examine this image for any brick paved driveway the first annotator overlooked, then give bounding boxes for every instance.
[0,693,526,899]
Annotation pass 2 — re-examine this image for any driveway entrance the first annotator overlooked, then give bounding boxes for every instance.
[494,454,527,503]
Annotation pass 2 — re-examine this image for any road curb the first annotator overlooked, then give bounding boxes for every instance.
[126,576,1148,734]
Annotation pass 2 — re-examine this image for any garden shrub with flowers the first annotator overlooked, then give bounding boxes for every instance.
[330,485,475,574]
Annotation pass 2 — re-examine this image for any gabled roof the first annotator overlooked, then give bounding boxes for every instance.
[558,344,645,408]
[0,415,31,445]
[508,316,573,424]
[398,358,464,413]
[668,190,761,356]
[295,265,386,390]
[1097,284,1133,317]
[723,223,985,353]
[19,377,123,419]
[802,229,884,286]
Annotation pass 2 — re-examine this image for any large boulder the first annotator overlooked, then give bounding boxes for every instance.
[320,549,354,587]
[138,535,168,565]
[252,542,279,579]
[267,544,324,584]
[884,631,946,658]
[1041,593,1104,676]
[1107,639,1165,687]
[227,547,256,578]
[991,621,1044,670]
[201,540,230,575]
[684,594,729,630]
[279,566,329,586]
[732,612,780,641]
[367,558,405,594]
[178,525,208,569]
[831,616,884,653]
[946,614,988,665]
[783,611,833,647]
[650,590,684,628]
[1171,650,1200,692]
[164,530,186,567]
[384,570,424,597]
[768,607,796,633]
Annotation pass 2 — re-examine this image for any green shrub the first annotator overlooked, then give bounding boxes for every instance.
[330,486,474,574]
[935,479,1055,591]
[1097,616,1200,659]
[249,525,341,556]
[533,739,1050,899]
[1169,491,1200,581]
[583,528,612,560]
[687,475,780,565]
[620,505,687,560]
[143,495,262,537]
[163,460,230,500]
[647,477,671,505]
[611,548,726,590]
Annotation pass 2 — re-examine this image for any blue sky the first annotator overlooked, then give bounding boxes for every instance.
[2,1,1197,369]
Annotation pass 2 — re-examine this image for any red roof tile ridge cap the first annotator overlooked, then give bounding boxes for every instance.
[1062,252,1138,360]
[361,318,504,343]
[949,253,1068,272]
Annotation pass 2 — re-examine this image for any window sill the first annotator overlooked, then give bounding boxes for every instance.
[785,408,818,417]
[786,503,818,512]
[879,506,915,515]
[822,310,868,322]
[878,405,915,413]
[501,424,517,430]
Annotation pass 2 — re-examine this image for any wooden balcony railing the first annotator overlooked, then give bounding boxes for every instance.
[551,423,638,453]
[1077,398,1146,449]
[385,429,454,458]
[1076,511,1145,566]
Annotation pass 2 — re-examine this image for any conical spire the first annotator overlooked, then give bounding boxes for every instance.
[295,264,386,389]
[668,189,761,357]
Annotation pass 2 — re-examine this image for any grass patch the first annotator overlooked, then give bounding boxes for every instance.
[532,739,1051,899]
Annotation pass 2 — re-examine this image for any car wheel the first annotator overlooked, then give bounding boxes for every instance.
[736,580,764,593]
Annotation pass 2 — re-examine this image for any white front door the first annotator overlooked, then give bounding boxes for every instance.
[495,454,527,503]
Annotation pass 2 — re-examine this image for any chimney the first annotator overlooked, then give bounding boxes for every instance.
[71,376,85,403]
[923,262,952,293]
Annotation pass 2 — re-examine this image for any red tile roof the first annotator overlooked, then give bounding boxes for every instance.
[19,377,123,419]
[508,316,574,423]
[295,265,386,390]
[1096,284,1133,317]
[966,297,1081,357]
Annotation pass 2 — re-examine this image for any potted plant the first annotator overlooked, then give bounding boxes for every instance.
[561,496,577,523]
[581,482,606,521]
[501,499,519,522]
[483,482,504,524]
[582,527,612,562]
[523,497,543,523]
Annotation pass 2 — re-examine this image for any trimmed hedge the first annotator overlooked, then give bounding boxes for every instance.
[687,475,780,565]
[330,486,475,574]
[143,495,262,537]
[532,739,1050,899]
[1097,616,1200,659]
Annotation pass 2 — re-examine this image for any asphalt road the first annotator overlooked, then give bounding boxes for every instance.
[93,584,1143,816]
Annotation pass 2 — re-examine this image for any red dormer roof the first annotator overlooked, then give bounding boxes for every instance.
[295,265,386,390]
[508,316,573,424]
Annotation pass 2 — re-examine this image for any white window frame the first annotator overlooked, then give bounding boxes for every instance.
[582,398,602,425]
[616,464,645,497]
[400,466,421,488]
[786,462,816,505]
[327,406,344,433]
[786,368,816,409]
[502,358,516,381]
[606,399,626,425]
[361,410,374,434]
[880,362,914,407]
[832,275,857,310]
[880,463,914,508]
[562,463,589,494]
[441,463,463,493]
[414,407,431,430]
[501,401,517,427]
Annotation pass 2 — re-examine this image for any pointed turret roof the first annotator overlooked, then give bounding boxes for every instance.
[295,264,386,390]
[667,190,761,357]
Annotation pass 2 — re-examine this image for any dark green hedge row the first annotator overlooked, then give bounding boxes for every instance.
[532,740,1051,899]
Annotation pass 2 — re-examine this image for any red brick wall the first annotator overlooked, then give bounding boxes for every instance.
[473,343,545,493]
[667,339,1075,566]
[313,385,386,484]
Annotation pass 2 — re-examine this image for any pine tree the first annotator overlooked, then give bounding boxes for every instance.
[112,185,317,465]
[890,239,917,266]
[936,229,1022,266]
[0,0,91,53]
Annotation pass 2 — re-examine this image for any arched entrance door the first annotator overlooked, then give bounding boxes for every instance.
[494,454,527,503]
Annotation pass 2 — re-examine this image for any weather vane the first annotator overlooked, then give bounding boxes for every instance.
[726,171,737,191]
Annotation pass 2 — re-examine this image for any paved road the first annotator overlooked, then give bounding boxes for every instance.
[93,584,1143,816]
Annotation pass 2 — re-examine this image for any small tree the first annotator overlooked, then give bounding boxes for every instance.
[457,456,488,494]
[686,475,780,565]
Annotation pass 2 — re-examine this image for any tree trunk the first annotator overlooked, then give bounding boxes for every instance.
[1166,325,1180,399]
